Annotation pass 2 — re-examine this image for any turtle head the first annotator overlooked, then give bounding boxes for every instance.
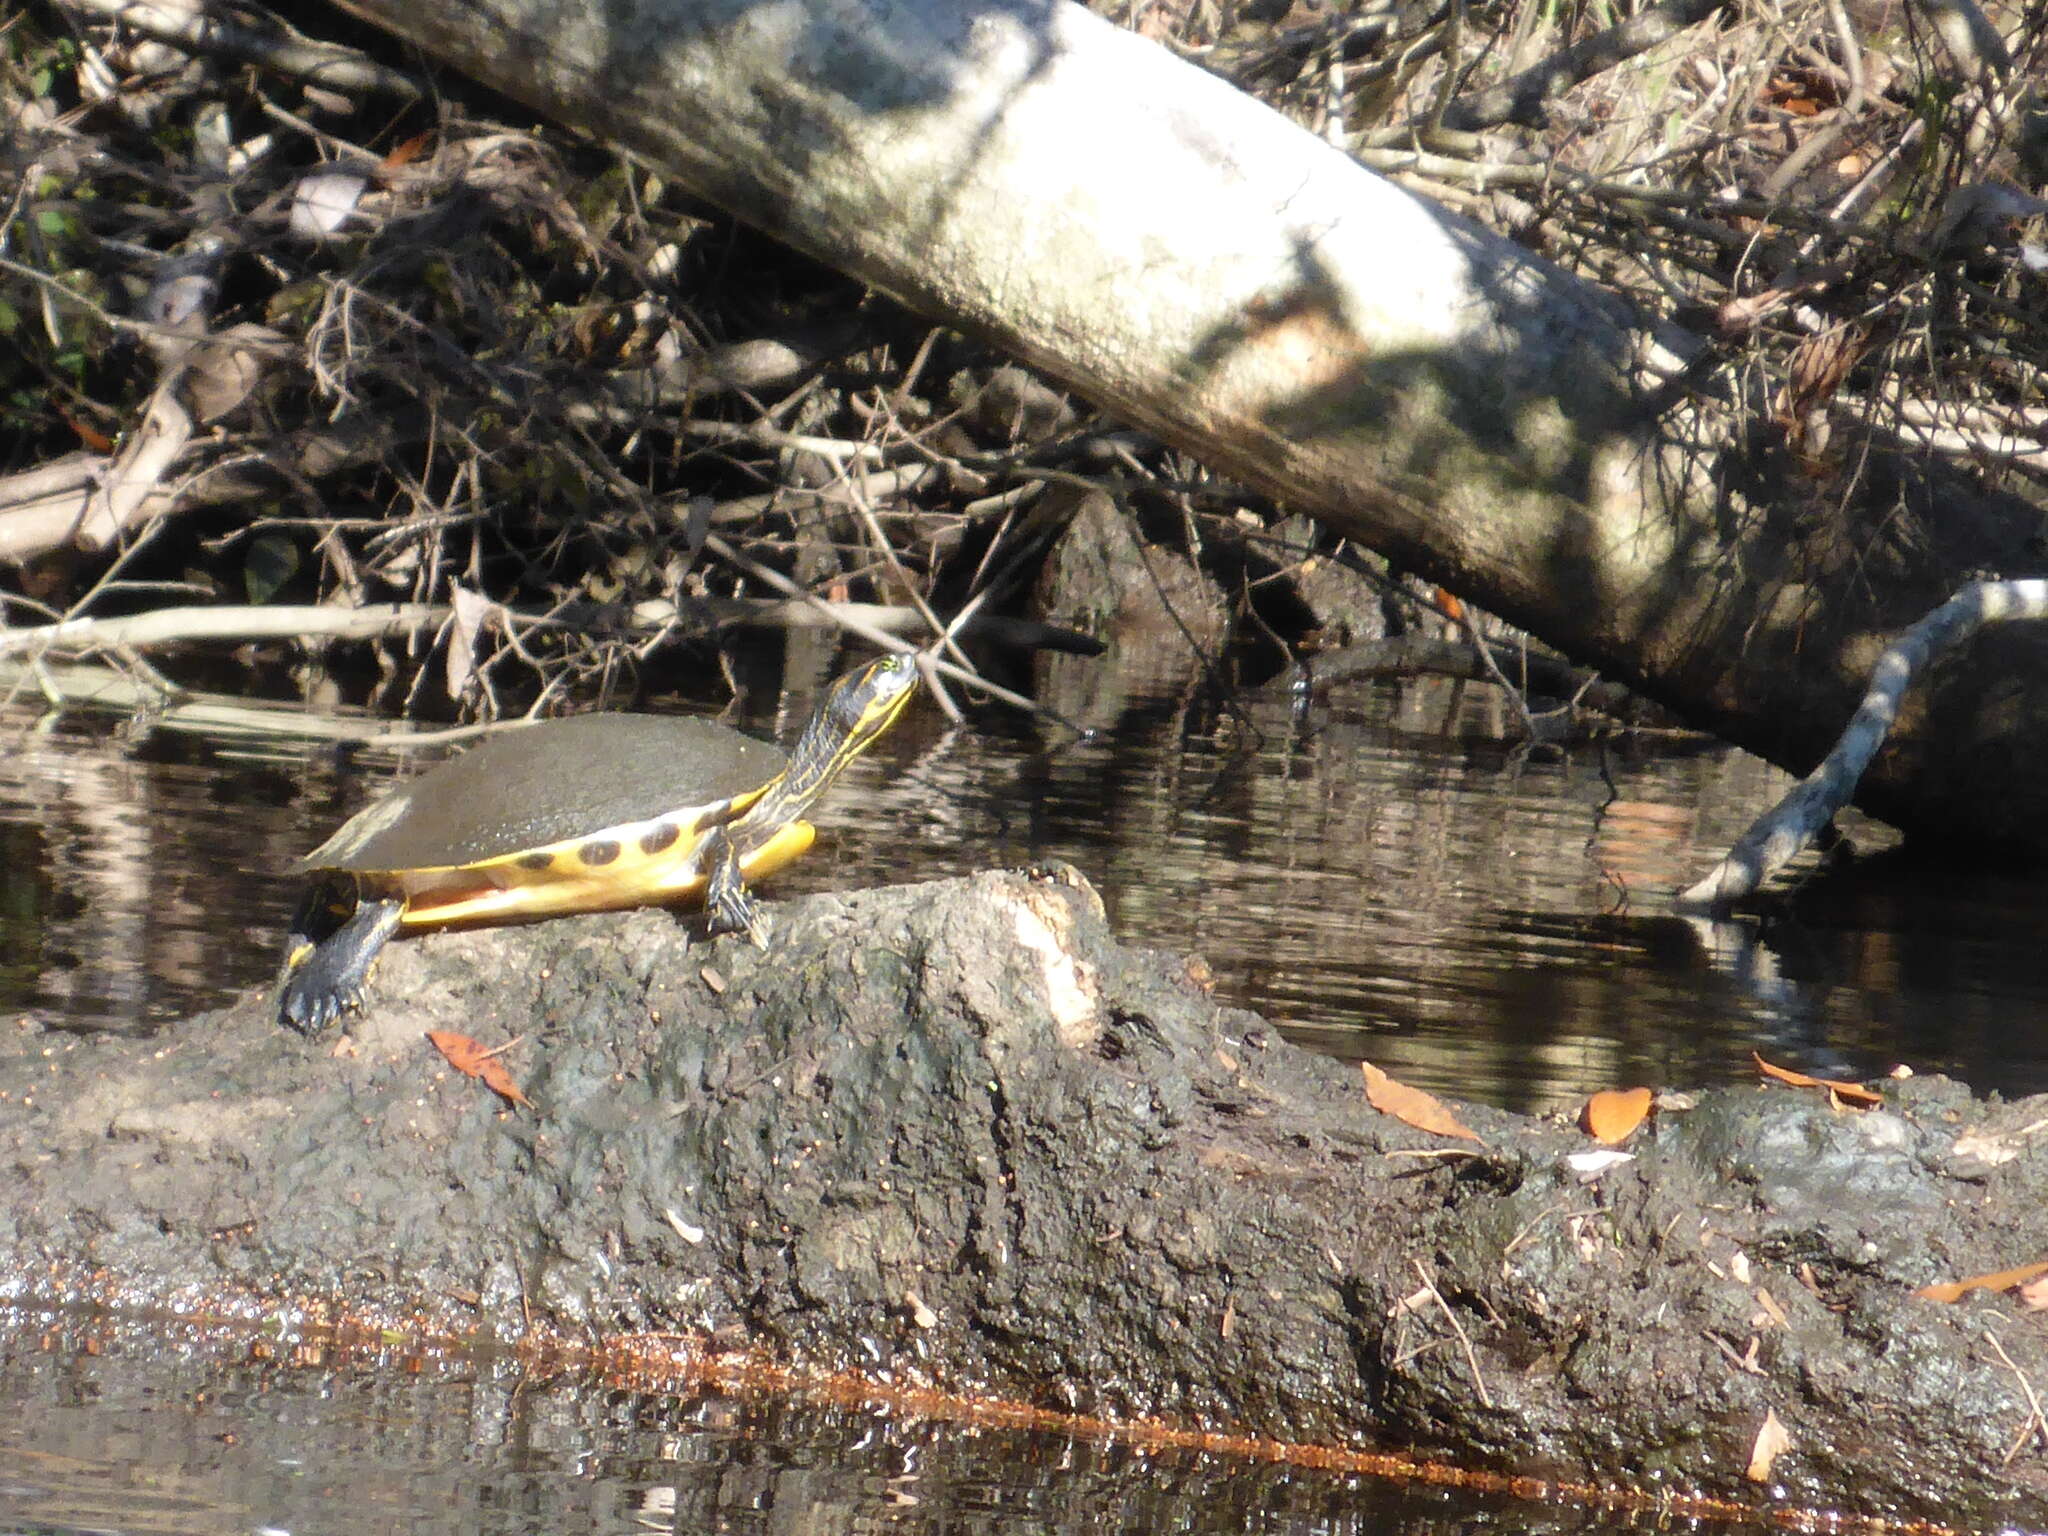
[822,652,921,753]
[778,652,920,801]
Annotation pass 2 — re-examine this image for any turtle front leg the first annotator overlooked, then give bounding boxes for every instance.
[703,832,770,948]
[275,894,405,1034]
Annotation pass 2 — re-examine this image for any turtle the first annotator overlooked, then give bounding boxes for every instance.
[274,652,920,1033]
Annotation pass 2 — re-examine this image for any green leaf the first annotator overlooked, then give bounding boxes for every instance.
[243,534,302,605]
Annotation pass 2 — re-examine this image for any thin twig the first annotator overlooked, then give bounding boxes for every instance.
[1982,1328,2047,1466]
[1409,1260,1494,1409]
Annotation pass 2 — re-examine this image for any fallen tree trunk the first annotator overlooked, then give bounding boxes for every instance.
[3,872,2044,1525]
[313,0,2048,856]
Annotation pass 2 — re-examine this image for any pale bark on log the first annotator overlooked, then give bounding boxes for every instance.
[319,0,2048,855]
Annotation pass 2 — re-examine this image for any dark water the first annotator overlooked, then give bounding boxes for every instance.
[5,657,2048,1533]
[7,663,2048,1104]
[0,1308,1627,1536]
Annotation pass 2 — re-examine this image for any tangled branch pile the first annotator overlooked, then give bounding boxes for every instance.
[1,0,2044,719]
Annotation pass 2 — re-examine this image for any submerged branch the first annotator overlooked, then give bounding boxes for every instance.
[1677,580,2048,909]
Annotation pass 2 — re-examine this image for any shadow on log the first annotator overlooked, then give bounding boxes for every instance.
[2,868,2043,1525]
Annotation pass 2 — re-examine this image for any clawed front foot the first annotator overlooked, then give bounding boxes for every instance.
[706,885,771,949]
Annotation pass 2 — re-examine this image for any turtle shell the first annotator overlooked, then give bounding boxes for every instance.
[298,713,788,874]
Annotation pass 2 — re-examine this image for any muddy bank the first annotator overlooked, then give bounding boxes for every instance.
[1,867,2042,1525]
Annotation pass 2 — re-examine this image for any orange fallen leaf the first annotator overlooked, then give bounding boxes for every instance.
[1362,1062,1479,1143]
[1752,1052,1881,1107]
[427,1030,532,1109]
[379,132,434,173]
[60,411,115,454]
[1581,1086,1653,1144]
[1431,585,1465,623]
[1746,1407,1791,1481]
[1915,1258,2048,1304]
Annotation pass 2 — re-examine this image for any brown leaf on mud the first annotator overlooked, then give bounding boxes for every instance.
[1581,1086,1653,1144]
[1752,1052,1881,1107]
[1746,1407,1791,1481]
[427,1030,531,1109]
[1915,1259,2048,1305]
[1362,1062,1479,1143]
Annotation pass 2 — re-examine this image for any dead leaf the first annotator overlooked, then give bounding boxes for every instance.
[445,584,495,701]
[1916,1259,2048,1304]
[1746,1407,1792,1482]
[379,132,434,173]
[1581,1086,1653,1144]
[1362,1062,1479,1143]
[182,324,287,423]
[60,411,115,455]
[427,1030,532,1109]
[1773,324,1867,451]
[290,172,369,240]
[1565,1149,1634,1181]
[2019,1275,2048,1312]
[1752,1052,1881,1107]
[1951,1128,2023,1166]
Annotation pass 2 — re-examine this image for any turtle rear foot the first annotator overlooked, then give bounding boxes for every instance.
[275,897,404,1034]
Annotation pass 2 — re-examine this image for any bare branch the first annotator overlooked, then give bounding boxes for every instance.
[0,602,447,658]
[54,0,422,98]
[1442,0,1734,130]
[1677,581,2048,910]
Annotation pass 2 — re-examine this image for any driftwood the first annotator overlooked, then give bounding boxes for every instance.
[308,0,2048,857]
[2,869,2044,1526]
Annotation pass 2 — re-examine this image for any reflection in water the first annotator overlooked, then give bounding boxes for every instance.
[0,721,301,1036]
[0,1308,1613,1536]
[4,673,2048,1107]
